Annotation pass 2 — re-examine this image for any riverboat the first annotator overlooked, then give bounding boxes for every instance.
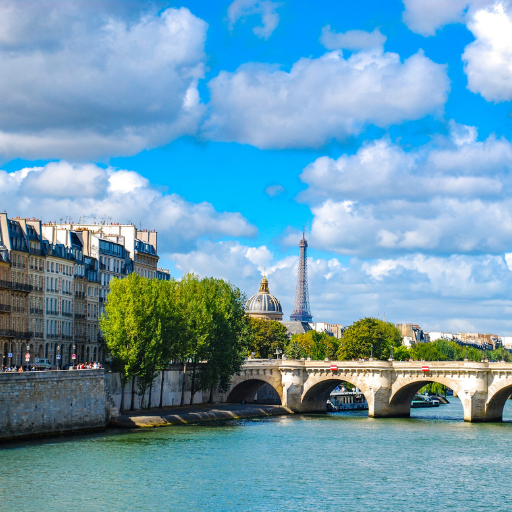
[411,395,440,408]
[328,391,368,411]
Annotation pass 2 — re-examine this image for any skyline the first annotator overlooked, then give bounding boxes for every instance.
[1,0,512,332]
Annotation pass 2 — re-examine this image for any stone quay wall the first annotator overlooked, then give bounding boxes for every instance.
[0,370,107,442]
[106,364,228,412]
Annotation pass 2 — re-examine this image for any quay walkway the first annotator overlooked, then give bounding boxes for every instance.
[111,403,292,429]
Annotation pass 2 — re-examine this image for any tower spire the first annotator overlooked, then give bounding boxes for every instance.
[290,230,313,323]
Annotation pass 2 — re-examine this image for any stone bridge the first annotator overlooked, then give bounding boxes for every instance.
[226,359,512,422]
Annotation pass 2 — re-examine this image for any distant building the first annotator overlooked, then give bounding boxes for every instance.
[245,276,283,321]
[396,323,428,347]
[280,321,312,337]
[458,332,501,349]
[501,336,512,349]
[313,322,344,338]
[428,331,455,342]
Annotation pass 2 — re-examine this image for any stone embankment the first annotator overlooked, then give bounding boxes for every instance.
[111,403,292,429]
[0,369,106,443]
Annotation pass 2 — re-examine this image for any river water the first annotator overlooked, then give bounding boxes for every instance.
[2,398,512,511]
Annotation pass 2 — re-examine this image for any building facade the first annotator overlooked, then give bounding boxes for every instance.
[0,214,170,368]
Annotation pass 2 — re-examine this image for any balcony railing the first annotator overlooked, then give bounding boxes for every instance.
[12,282,33,292]
[32,332,44,339]
[46,310,59,316]
[29,248,43,256]
[0,304,11,313]
[75,291,85,298]
[62,312,73,317]
[0,330,31,339]
[30,308,44,316]
[75,313,86,319]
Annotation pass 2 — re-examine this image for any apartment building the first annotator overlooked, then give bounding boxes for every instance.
[0,215,170,368]
[21,220,45,352]
[47,222,160,277]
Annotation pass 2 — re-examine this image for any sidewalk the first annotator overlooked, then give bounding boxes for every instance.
[110,403,292,429]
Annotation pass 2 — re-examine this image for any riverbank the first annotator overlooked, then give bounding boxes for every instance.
[110,403,292,429]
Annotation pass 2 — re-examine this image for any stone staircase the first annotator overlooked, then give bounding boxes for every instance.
[105,387,120,422]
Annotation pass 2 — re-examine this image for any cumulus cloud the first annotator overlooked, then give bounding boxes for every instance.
[0,1,207,160]
[463,2,512,102]
[171,240,512,333]
[227,0,281,39]
[295,124,512,256]
[320,26,386,51]
[204,49,449,149]
[0,162,256,253]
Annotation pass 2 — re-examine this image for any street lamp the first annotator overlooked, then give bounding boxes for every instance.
[72,344,76,368]
[274,348,282,360]
[57,344,61,370]
[370,344,374,361]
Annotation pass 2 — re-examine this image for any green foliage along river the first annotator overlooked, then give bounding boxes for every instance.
[2,399,512,511]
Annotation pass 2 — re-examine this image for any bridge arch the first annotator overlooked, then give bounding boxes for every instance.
[301,372,370,413]
[226,368,283,405]
[485,378,512,422]
[389,375,465,418]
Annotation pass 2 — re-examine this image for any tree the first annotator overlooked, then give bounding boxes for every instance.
[337,318,402,361]
[248,318,288,358]
[411,343,447,361]
[197,277,249,399]
[100,273,179,409]
[394,346,411,361]
[285,330,340,360]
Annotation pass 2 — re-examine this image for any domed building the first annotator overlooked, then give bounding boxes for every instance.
[245,276,283,321]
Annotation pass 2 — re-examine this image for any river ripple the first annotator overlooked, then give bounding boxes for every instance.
[1,398,512,511]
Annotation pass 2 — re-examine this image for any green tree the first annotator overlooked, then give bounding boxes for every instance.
[101,273,178,410]
[197,277,249,400]
[411,343,447,361]
[285,330,340,360]
[337,318,402,361]
[394,346,411,361]
[248,318,288,358]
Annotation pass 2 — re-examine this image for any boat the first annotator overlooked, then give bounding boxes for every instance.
[411,395,440,408]
[328,391,368,411]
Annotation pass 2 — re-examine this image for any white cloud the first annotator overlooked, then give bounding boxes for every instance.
[0,162,256,253]
[320,26,386,51]
[265,184,285,197]
[402,0,473,35]
[204,49,449,149]
[295,126,512,256]
[227,0,281,39]
[0,2,207,160]
[463,2,512,102]
[170,240,512,333]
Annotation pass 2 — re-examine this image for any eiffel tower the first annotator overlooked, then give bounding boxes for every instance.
[290,230,313,322]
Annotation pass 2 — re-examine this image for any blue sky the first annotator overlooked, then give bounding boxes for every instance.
[2,0,512,333]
